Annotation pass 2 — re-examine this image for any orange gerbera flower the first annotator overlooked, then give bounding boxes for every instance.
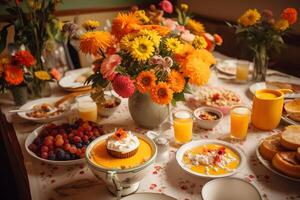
[112,128,128,140]
[4,65,24,85]
[174,44,195,65]
[50,68,61,80]
[150,82,173,105]
[142,25,170,36]
[281,8,298,25]
[112,12,141,39]
[14,50,36,68]
[213,34,223,46]
[136,71,157,93]
[80,31,113,56]
[168,70,185,93]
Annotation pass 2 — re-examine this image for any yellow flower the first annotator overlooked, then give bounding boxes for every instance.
[0,57,10,76]
[150,82,173,105]
[238,9,261,27]
[274,19,289,31]
[130,36,155,62]
[136,70,157,93]
[80,31,113,56]
[181,4,189,12]
[57,20,64,31]
[82,20,100,31]
[120,33,136,51]
[168,70,185,93]
[193,36,208,49]
[34,70,51,81]
[186,19,205,35]
[112,12,141,39]
[164,37,182,52]
[134,10,150,23]
[196,49,216,66]
[137,29,161,48]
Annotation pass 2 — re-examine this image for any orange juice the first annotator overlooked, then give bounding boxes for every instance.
[230,106,250,140]
[236,61,249,82]
[78,101,97,122]
[173,111,193,144]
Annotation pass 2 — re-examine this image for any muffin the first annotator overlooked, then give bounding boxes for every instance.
[106,129,140,158]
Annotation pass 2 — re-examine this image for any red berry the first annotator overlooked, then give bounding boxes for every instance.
[45,136,54,141]
[73,136,81,143]
[44,139,53,146]
[76,130,84,137]
[62,133,68,140]
[41,145,49,153]
[76,148,82,155]
[64,139,69,144]
[28,143,38,152]
[68,133,74,139]
[82,135,89,142]
[87,131,94,137]
[41,152,48,159]
[64,143,71,151]
[69,146,77,154]
[55,134,63,140]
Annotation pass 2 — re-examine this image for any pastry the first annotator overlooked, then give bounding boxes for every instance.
[259,134,286,161]
[272,152,300,178]
[106,129,140,158]
[280,125,300,150]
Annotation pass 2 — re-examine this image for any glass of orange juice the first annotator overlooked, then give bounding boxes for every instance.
[230,106,251,140]
[173,110,193,144]
[236,61,250,83]
[76,95,97,122]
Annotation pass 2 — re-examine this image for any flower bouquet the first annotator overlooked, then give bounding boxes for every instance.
[228,8,298,81]
[64,1,222,127]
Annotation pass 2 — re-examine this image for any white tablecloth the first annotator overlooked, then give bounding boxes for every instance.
[1,52,300,200]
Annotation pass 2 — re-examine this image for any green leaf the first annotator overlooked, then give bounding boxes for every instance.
[183,83,193,94]
[171,99,177,106]
[173,92,185,102]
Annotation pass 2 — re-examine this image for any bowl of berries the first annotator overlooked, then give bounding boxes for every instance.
[96,94,121,118]
[194,107,223,130]
[25,119,105,165]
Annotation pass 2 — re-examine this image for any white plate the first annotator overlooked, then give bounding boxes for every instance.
[18,97,71,123]
[249,82,280,95]
[256,140,300,182]
[216,60,253,75]
[25,120,85,165]
[176,139,245,179]
[58,68,92,91]
[202,178,262,200]
[121,193,176,200]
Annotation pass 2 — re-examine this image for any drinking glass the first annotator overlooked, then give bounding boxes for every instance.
[236,61,250,82]
[230,106,251,140]
[173,110,193,144]
[76,95,97,122]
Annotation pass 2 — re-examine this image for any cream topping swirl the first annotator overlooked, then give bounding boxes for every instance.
[106,132,140,153]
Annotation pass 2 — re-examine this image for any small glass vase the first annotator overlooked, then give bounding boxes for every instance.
[29,80,51,99]
[10,85,28,106]
[252,45,268,82]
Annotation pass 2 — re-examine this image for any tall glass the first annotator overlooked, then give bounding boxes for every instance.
[230,106,251,140]
[173,110,193,144]
[236,61,250,83]
[77,95,97,122]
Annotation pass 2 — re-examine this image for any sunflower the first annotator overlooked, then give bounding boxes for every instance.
[174,44,195,65]
[164,37,182,52]
[136,71,157,93]
[4,65,24,85]
[281,8,297,25]
[150,82,173,105]
[134,10,150,23]
[274,19,289,31]
[193,36,207,49]
[112,12,141,39]
[82,20,100,31]
[168,70,185,93]
[196,49,216,66]
[34,70,51,81]
[120,33,136,51]
[130,36,155,62]
[186,19,205,35]
[137,29,161,48]
[80,31,113,56]
[142,25,170,36]
[238,9,261,27]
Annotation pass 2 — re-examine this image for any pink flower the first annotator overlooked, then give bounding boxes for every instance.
[175,25,186,33]
[180,30,195,43]
[163,19,178,31]
[100,54,121,81]
[159,0,173,14]
[112,75,135,98]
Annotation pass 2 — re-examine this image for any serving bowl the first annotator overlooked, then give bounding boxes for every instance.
[194,106,223,129]
[86,133,157,197]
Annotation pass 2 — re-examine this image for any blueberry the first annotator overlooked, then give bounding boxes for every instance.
[33,137,42,146]
[76,143,83,148]
[48,151,56,160]
[56,149,66,161]
[70,153,77,160]
[65,152,71,160]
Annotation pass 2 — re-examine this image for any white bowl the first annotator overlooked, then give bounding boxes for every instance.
[194,107,223,129]
[202,178,262,200]
[25,120,85,165]
[86,133,157,197]
[176,139,245,179]
[18,97,72,123]
[97,95,121,117]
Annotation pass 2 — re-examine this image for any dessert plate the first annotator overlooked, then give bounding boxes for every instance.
[256,140,300,182]
[216,59,253,75]
[176,139,246,179]
[18,97,71,123]
[58,68,92,92]
[121,193,176,200]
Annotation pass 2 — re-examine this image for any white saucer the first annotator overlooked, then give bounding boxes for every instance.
[121,193,176,200]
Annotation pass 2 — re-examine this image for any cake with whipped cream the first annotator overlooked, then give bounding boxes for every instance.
[106,128,140,158]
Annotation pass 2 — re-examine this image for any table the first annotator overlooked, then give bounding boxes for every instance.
[1,52,300,200]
